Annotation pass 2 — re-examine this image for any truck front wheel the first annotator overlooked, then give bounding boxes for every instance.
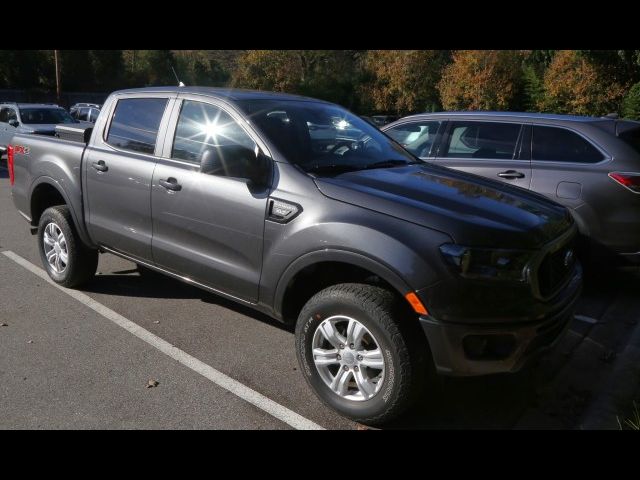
[295,283,430,425]
[37,206,98,288]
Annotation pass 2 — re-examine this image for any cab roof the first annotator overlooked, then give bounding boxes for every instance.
[111,86,333,104]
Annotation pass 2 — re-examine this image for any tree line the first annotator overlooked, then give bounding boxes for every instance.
[1,50,640,119]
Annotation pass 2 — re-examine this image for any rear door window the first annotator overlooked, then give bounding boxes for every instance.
[385,121,442,157]
[106,98,168,155]
[442,121,522,160]
[532,126,604,163]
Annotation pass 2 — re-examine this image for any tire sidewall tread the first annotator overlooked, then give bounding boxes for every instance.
[295,283,426,425]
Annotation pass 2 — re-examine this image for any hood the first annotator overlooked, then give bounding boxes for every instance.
[314,163,573,249]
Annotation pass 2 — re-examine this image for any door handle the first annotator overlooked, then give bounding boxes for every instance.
[92,160,108,172]
[159,177,182,191]
[497,170,525,179]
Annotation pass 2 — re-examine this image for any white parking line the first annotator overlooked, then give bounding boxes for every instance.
[1,250,324,430]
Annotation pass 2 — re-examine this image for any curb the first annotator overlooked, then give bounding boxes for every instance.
[580,316,640,429]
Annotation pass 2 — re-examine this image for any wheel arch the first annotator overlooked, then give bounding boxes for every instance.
[273,249,415,324]
[29,177,93,247]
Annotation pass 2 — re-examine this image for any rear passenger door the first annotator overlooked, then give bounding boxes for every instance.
[435,120,532,190]
[84,94,175,261]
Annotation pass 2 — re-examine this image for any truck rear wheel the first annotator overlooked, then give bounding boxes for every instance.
[295,283,430,425]
[37,206,98,288]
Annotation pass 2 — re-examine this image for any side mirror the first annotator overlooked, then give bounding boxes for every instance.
[247,150,272,187]
[8,119,19,128]
[200,146,271,187]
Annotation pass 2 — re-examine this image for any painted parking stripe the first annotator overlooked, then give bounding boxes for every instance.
[1,250,324,430]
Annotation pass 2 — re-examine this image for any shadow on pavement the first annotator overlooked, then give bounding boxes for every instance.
[82,267,290,332]
[82,256,639,429]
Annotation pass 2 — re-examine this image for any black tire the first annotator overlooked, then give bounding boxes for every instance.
[37,205,98,288]
[295,283,431,425]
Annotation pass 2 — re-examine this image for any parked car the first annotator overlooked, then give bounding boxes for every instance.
[371,115,399,127]
[0,103,79,153]
[383,112,640,267]
[70,103,101,123]
[6,88,582,424]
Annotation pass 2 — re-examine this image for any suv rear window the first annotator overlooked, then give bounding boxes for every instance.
[106,98,168,155]
[532,126,604,163]
[619,127,640,156]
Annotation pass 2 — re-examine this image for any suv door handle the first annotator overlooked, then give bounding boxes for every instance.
[159,178,182,191]
[497,170,525,179]
[92,160,108,172]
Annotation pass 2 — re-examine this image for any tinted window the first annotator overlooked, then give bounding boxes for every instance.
[619,127,640,156]
[443,121,522,159]
[172,100,257,178]
[79,108,89,121]
[237,99,416,174]
[106,98,167,155]
[0,108,18,123]
[532,126,604,163]
[19,107,75,124]
[385,121,442,157]
[89,109,99,123]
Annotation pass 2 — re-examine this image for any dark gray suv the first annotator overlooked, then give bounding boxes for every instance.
[383,112,640,266]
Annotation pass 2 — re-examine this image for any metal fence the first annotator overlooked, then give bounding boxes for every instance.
[0,89,109,109]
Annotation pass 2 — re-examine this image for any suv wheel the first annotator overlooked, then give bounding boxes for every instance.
[38,206,98,287]
[295,283,429,425]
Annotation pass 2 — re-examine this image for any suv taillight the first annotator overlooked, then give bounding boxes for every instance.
[609,172,640,193]
[7,144,15,186]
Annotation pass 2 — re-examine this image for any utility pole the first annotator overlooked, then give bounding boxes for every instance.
[54,50,61,104]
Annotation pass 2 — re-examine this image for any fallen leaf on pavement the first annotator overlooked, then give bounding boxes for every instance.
[146,379,159,388]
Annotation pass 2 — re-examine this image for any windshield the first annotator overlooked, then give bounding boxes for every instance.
[19,107,77,125]
[237,99,418,174]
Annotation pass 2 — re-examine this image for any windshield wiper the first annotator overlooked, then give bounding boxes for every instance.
[305,164,362,175]
[363,159,421,170]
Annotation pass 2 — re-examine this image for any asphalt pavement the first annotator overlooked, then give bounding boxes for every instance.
[1,159,638,429]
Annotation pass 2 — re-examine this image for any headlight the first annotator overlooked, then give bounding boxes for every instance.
[439,243,532,282]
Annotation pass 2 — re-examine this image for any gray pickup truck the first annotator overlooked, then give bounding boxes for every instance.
[7,87,582,424]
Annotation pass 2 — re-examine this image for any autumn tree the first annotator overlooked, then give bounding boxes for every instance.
[231,50,363,109]
[438,50,524,111]
[540,50,628,116]
[360,50,450,115]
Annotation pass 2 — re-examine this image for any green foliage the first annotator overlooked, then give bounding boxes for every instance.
[3,50,640,117]
[521,64,544,112]
[622,82,640,120]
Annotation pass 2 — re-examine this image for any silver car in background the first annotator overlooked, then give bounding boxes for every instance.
[0,103,79,152]
[383,112,640,266]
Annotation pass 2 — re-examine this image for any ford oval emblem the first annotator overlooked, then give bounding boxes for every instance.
[564,249,575,267]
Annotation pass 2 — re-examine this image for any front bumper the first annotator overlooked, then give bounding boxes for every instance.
[419,264,582,376]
